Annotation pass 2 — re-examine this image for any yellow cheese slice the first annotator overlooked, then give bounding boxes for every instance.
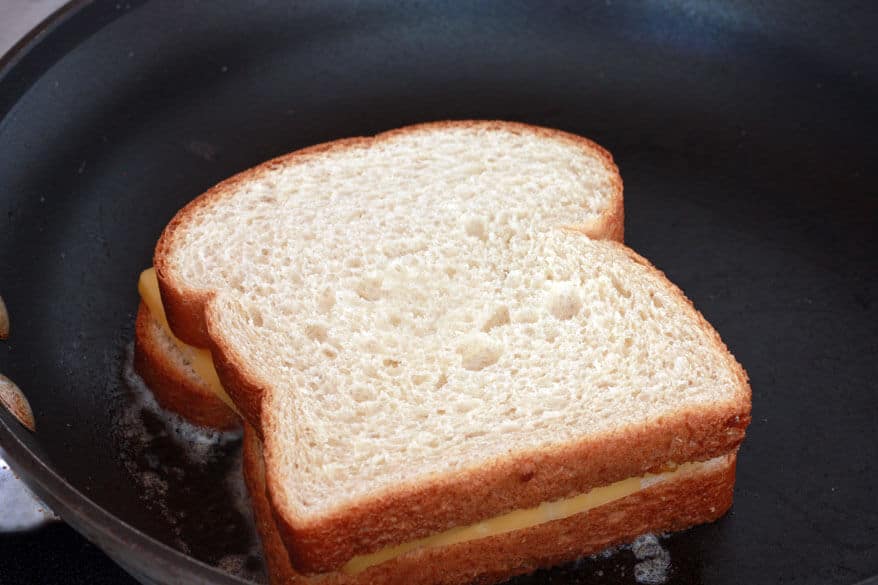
[138,268,238,414]
[342,460,699,575]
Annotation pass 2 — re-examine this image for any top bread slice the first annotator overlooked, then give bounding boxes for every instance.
[153,120,749,573]
[136,121,623,430]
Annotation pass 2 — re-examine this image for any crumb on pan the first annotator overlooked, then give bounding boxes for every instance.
[0,374,35,432]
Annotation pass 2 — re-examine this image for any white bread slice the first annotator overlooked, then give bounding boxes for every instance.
[156,121,624,349]
[136,121,623,429]
[242,424,739,585]
[152,121,749,573]
[134,302,238,430]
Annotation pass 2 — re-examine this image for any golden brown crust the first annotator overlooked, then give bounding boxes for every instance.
[584,192,625,242]
[243,425,738,585]
[272,403,748,573]
[133,302,239,430]
[243,425,300,583]
[205,308,267,439]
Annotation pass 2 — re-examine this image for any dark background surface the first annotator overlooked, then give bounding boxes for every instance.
[0,523,133,584]
[0,0,876,584]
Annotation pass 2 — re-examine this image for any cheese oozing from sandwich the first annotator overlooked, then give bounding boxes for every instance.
[137,268,725,575]
[138,268,237,413]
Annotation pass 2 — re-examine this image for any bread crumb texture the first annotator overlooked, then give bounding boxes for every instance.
[163,123,740,520]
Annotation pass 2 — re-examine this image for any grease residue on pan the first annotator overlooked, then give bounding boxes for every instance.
[517,534,672,584]
[630,534,671,584]
[587,535,671,585]
[114,343,266,583]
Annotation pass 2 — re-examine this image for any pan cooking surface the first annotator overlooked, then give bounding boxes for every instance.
[0,1,876,583]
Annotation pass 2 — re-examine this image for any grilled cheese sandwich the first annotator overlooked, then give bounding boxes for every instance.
[132,121,750,584]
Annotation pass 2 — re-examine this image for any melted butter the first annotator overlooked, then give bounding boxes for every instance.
[138,268,238,414]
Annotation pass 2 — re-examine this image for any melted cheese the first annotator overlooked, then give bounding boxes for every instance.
[342,460,703,575]
[138,268,238,413]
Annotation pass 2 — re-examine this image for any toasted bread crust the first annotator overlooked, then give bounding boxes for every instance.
[243,425,737,585]
[272,403,748,573]
[134,302,239,430]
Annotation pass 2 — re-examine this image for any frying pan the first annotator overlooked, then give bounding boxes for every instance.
[0,1,876,583]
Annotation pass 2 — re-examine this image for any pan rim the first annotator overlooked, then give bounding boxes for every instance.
[0,415,249,583]
[0,2,253,583]
[0,0,87,83]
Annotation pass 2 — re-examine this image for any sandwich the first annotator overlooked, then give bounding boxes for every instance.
[132,121,750,584]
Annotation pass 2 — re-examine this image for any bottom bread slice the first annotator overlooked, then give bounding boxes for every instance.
[134,301,239,430]
[242,425,737,585]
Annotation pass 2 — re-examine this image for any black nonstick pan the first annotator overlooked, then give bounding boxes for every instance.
[1,1,876,584]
